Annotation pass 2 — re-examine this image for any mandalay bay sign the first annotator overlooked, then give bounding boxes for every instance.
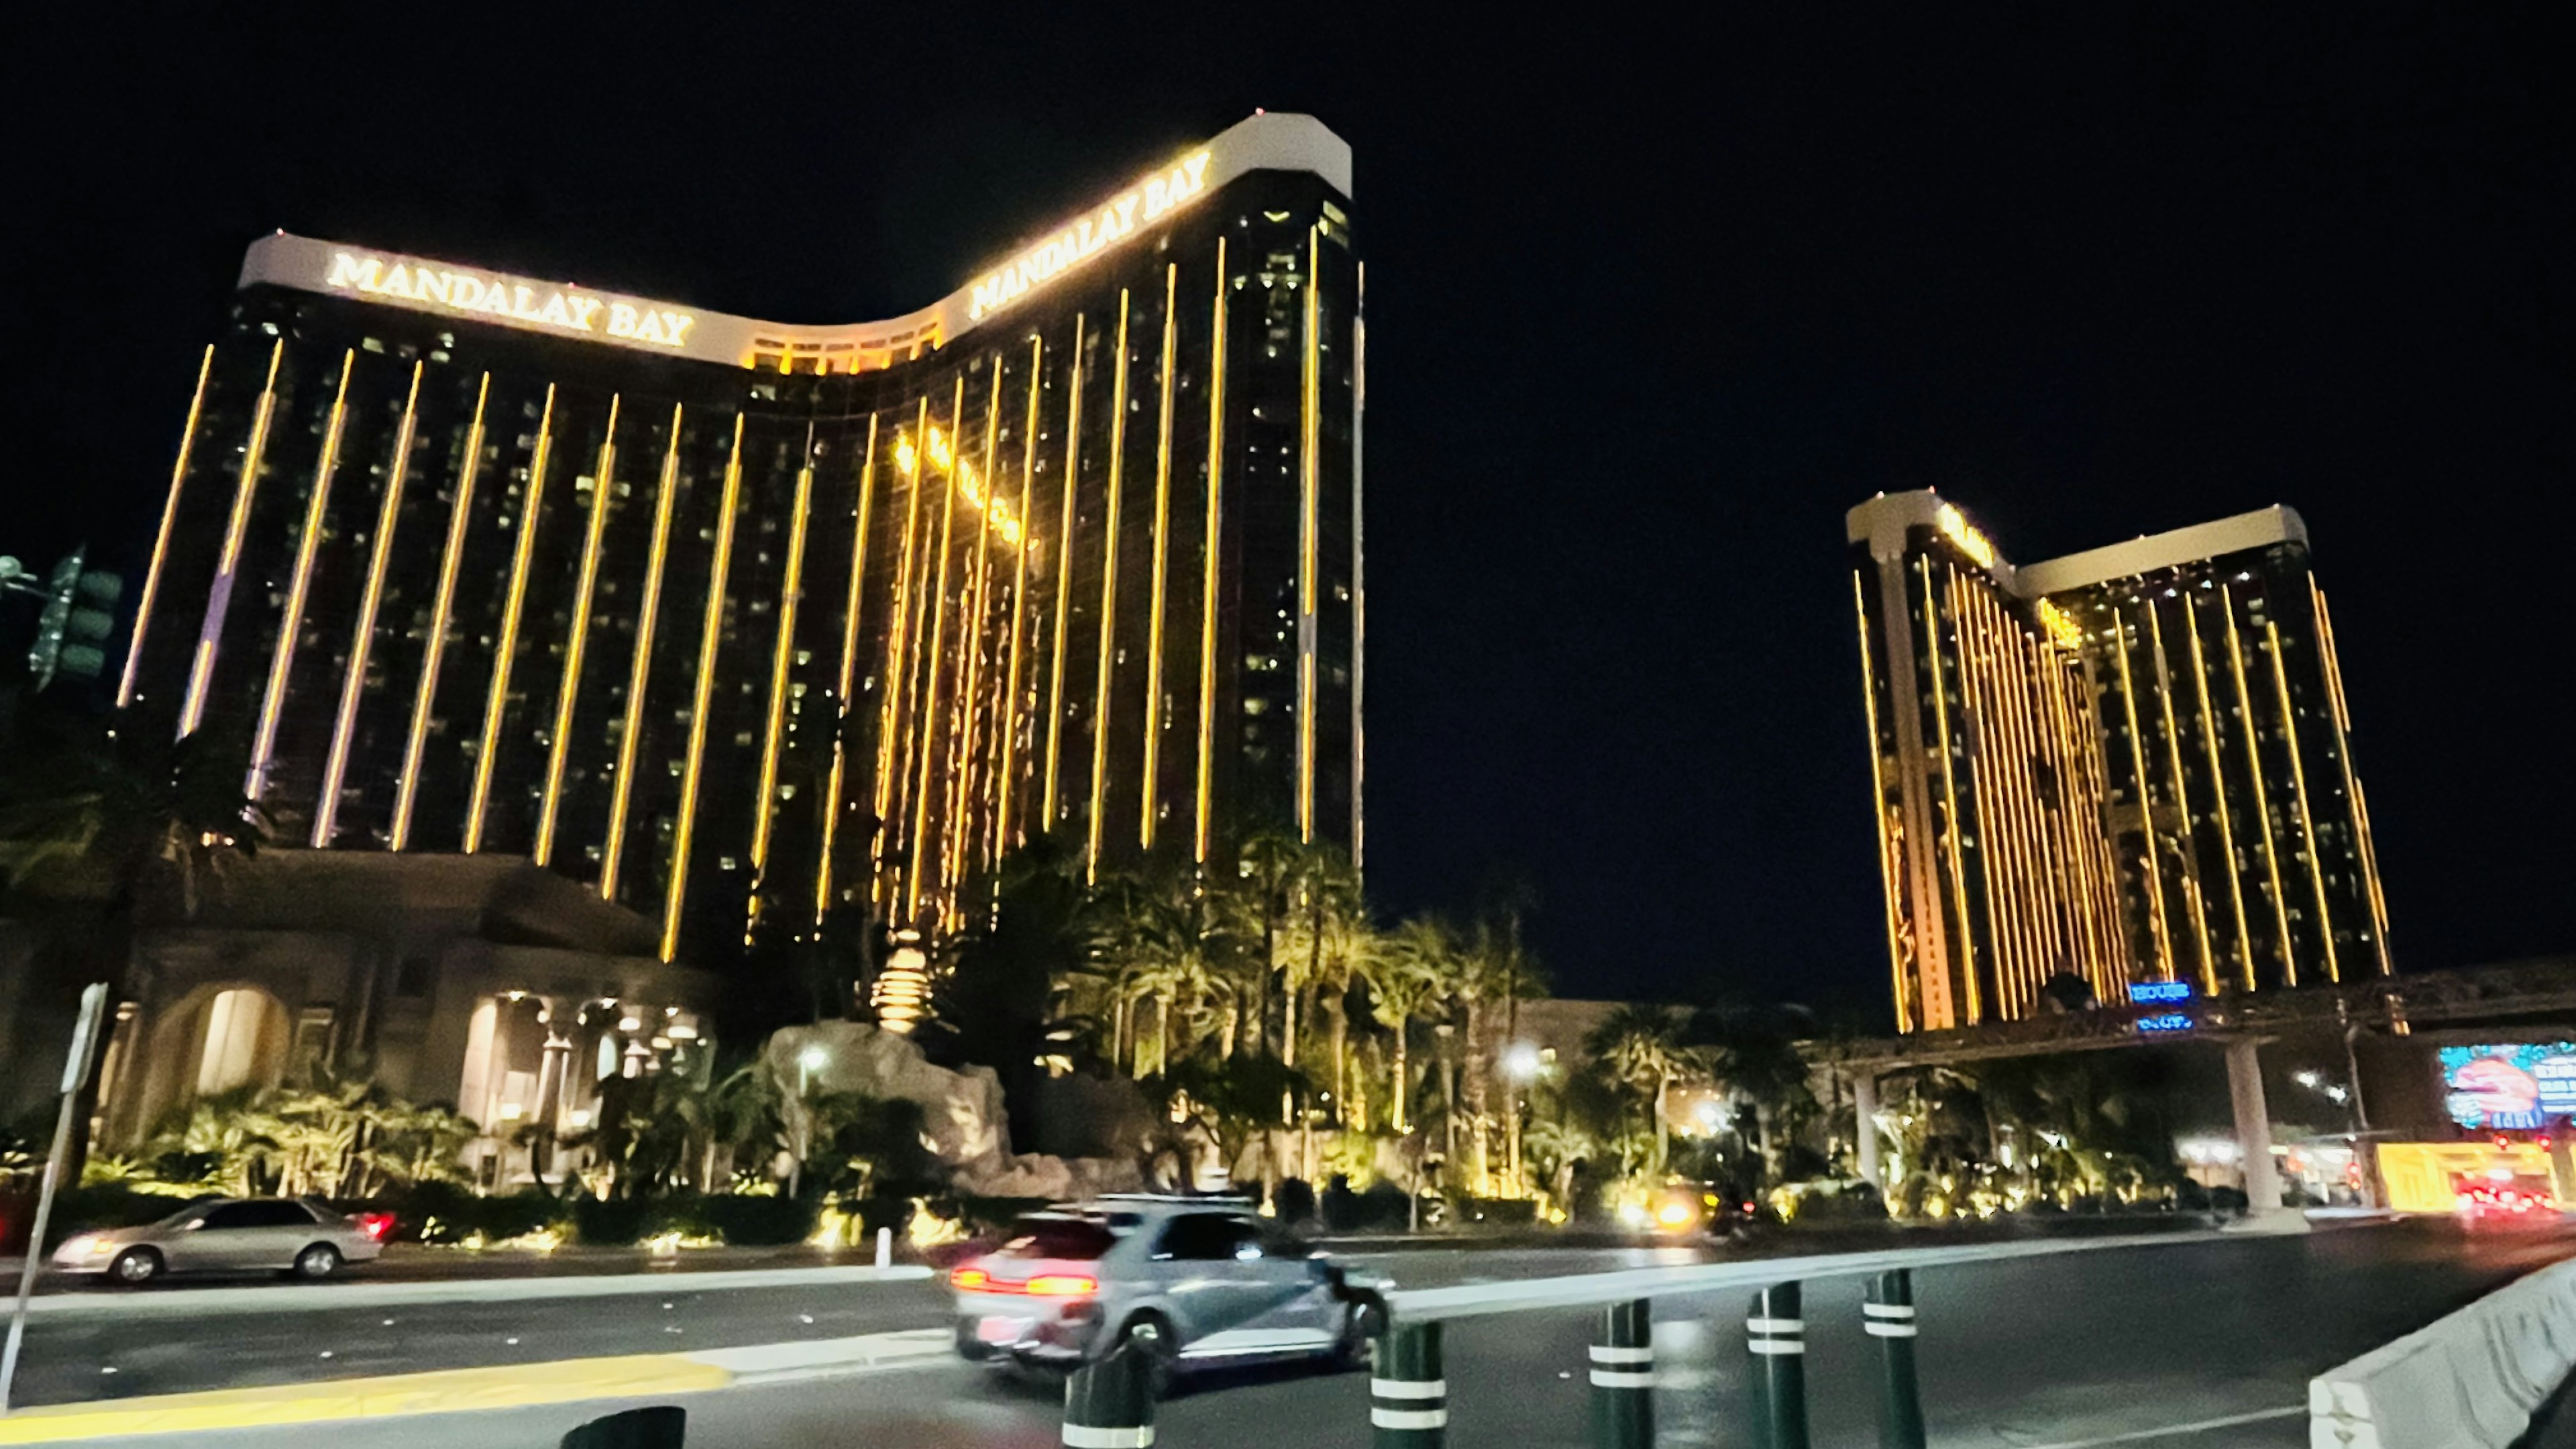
[322,251,699,348]
[965,150,1212,321]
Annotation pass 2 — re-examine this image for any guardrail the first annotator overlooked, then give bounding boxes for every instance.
[553,1229,2214,1449]
[2310,1254,2576,1448]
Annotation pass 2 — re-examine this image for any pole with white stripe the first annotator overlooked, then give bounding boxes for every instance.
[1373,1318,1447,1448]
[1589,1297,1654,1449]
[1747,1281,1809,1449]
[1063,1332,1157,1449]
[1866,1269,1925,1449]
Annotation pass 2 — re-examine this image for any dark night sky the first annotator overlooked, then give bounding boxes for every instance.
[8,9,2569,1026]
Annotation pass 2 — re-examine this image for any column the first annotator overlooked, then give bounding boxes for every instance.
[2225,1037,2284,1214]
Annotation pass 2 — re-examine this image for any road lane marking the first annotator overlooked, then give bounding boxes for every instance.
[0,1331,955,1443]
[2010,1406,2304,1447]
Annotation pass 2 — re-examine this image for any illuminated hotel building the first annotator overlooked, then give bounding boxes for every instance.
[116,113,1361,965]
[1848,491,2392,1032]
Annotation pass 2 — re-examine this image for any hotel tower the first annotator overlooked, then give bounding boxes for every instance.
[1848,492,2392,1032]
[115,113,1362,968]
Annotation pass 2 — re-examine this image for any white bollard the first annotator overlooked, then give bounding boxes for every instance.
[874,1226,892,1270]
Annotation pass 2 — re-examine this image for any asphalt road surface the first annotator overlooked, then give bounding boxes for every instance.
[34,1221,2576,1447]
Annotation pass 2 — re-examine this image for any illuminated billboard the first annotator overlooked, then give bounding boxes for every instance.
[2440,1043,2576,1130]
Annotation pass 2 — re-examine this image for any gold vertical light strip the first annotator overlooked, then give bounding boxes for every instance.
[2266,618,2342,983]
[2222,586,2298,985]
[1854,572,1911,1033]
[2010,624,2074,989]
[815,413,881,922]
[600,404,686,902]
[941,364,1005,916]
[874,398,932,834]
[312,360,424,847]
[2184,595,2256,991]
[392,373,489,851]
[745,430,818,938]
[1982,594,2048,1010]
[1992,598,2053,1009]
[2311,584,2393,974]
[993,343,1041,866]
[1140,264,1181,850]
[2145,602,2218,994]
[535,395,622,866]
[466,384,557,852]
[1295,227,1323,843]
[1085,293,1133,882]
[119,345,214,710]
[246,350,356,801]
[2109,610,2175,979]
[1193,241,1230,864]
[1919,564,1982,1023]
[2065,659,2133,997]
[1041,318,1087,834]
[661,415,746,962]
[907,379,968,922]
[1950,581,2024,1013]
[180,339,284,738]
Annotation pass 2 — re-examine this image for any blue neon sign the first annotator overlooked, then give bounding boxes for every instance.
[2129,981,2194,1005]
[2136,1012,2193,1034]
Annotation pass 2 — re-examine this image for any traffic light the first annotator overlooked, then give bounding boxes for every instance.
[19,546,125,690]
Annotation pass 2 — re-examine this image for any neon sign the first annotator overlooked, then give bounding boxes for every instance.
[323,252,696,348]
[1935,503,1999,570]
[967,150,1213,321]
[2128,981,2193,1004]
[2136,1012,2193,1034]
[2442,1044,2576,1130]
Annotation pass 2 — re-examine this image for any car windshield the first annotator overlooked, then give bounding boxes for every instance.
[992,1216,1118,1260]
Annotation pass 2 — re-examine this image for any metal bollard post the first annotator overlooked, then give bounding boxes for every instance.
[874,1225,892,1270]
[1063,1338,1157,1448]
[1865,1269,1925,1449]
[1589,1297,1654,1449]
[559,1405,685,1449]
[1746,1281,1809,1449]
[1373,1317,1448,1448]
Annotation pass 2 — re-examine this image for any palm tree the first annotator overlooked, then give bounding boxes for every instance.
[1689,1004,1819,1188]
[1368,918,1459,1136]
[1587,1004,1689,1177]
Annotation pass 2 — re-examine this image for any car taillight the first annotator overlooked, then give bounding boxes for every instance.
[356,1212,396,1243]
[1024,1274,1097,1297]
[950,1267,990,1290]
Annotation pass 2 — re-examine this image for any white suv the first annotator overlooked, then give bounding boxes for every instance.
[949,1195,1380,1386]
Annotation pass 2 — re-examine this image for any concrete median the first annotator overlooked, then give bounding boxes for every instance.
[2309,1252,2576,1448]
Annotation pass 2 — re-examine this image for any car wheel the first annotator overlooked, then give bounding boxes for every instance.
[108,1247,163,1286]
[1116,1314,1177,1399]
[292,1243,342,1281]
[1332,1299,1382,1372]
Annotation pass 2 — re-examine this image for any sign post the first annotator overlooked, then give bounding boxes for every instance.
[1,983,109,1417]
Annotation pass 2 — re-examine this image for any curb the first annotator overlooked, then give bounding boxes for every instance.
[0,1331,955,1443]
[24,1264,936,1320]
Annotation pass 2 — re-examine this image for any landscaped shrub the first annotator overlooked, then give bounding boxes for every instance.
[570,1193,652,1246]
[695,1191,818,1246]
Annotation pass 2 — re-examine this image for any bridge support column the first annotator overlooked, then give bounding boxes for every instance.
[2225,1038,2286,1218]
[1854,1073,1883,1193]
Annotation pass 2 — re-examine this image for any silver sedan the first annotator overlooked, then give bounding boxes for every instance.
[52,1197,392,1285]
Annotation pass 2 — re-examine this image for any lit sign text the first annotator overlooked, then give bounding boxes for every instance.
[967,150,1212,321]
[2127,980,2193,1004]
[323,252,696,349]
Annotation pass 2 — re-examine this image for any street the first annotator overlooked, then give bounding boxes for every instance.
[9,1220,2571,1446]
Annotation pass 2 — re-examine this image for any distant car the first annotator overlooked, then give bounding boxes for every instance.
[949,1195,1381,1389]
[52,1197,393,1285]
[2455,1180,2558,1226]
[1631,1183,1754,1238]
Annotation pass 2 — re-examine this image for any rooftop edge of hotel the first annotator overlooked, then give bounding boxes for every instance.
[1847,488,2308,598]
[233,111,1351,376]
